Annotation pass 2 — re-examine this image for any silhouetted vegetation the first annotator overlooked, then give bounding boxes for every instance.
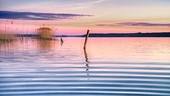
[37,27,53,40]
[0,33,15,41]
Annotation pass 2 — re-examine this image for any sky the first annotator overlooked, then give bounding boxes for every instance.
[0,0,170,35]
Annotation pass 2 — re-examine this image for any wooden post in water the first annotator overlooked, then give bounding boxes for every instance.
[60,37,64,43]
[83,30,90,77]
[60,36,64,46]
[83,30,90,49]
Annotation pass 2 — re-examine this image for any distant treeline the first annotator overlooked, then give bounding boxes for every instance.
[82,32,170,37]
[16,32,170,37]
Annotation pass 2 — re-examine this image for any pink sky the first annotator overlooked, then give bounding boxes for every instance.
[0,0,170,35]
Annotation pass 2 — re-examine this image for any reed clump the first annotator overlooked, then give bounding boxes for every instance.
[0,33,15,41]
[38,27,53,40]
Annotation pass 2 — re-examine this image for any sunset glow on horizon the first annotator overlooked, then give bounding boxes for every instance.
[0,0,170,35]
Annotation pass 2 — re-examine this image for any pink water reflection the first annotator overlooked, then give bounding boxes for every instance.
[0,37,170,63]
[86,38,170,63]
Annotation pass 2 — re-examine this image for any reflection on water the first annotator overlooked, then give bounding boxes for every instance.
[38,40,53,51]
[38,39,58,52]
[84,48,89,63]
[0,37,170,96]
[84,47,90,76]
[0,40,15,56]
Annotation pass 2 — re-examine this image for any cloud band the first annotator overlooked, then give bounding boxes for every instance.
[0,11,92,20]
[97,22,170,27]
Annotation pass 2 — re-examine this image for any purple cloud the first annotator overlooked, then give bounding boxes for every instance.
[97,22,170,27]
[0,11,93,20]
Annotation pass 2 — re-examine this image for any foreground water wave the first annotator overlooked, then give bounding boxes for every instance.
[0,37,170,96]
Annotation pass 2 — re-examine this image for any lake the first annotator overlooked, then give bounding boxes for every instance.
[0,37,170,96]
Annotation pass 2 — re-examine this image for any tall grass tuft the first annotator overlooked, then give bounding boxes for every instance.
[38,27,53,40]
[0,33,15,41]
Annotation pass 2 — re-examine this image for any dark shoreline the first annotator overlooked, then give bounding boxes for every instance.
[82,32,170,37]
[16,32,170,37]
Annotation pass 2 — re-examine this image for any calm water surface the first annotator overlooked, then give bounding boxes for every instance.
[0,37,170,96]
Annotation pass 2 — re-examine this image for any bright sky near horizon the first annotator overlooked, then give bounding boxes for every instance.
[0,0,170,35]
